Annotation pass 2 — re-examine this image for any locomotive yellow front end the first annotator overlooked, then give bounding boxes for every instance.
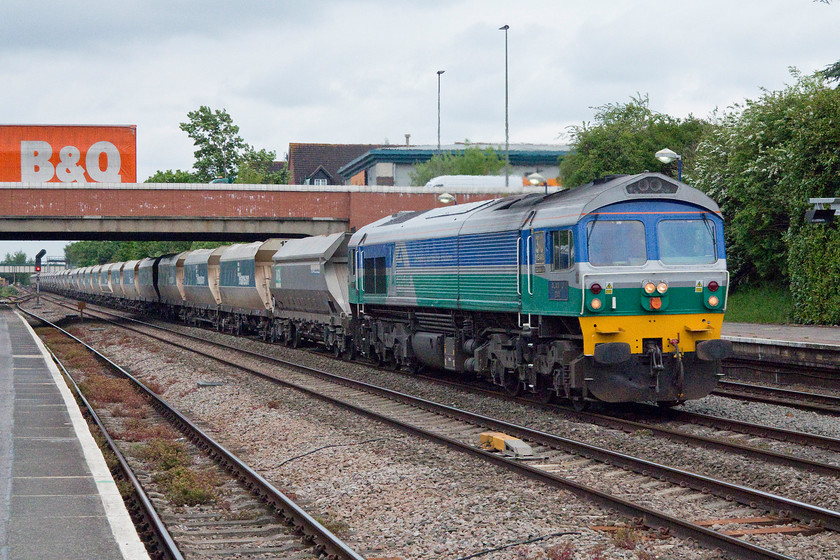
[569,180,732,404]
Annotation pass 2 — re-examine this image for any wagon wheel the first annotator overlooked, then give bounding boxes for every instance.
[343,343,356,362]
[332,340,342,359]
[570,397,589,412]
[291,329,302,349]
[503,370,522,397]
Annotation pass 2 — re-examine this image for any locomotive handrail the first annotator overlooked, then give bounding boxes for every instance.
[526,235,534,296]
[579,268,730,315]
[356,249,363,293]
[516,238,521,296]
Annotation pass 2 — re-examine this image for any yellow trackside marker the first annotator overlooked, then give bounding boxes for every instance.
[695,281,703,293]
[605,282,613,295]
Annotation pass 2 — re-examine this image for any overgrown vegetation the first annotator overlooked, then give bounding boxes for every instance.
[559,71,840,324]
[691,71,840,323]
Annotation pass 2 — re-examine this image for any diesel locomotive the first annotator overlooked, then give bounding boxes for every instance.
[40,172,732,407]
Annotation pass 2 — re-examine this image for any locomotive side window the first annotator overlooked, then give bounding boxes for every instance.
[658,219,716,264]
[550,230,574,270]
[363,256,387,294]
[587,220,646,266]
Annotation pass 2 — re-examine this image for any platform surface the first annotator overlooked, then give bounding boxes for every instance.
[0,306,149,560]
[723,321,840,349]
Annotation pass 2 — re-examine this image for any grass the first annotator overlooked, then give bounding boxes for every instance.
[724,283,793,324]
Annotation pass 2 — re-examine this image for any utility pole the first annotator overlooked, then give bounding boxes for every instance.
[499,24,510,187]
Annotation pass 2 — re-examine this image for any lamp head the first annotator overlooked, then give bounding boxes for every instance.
[655,148,680,164]
[437,192,456,204]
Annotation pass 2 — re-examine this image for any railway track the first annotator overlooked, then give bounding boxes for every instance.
[20,305,365,560]
[29,295,840,560]
[713,379,840,415]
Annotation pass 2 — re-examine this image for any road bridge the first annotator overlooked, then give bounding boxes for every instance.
[0,182,552,241]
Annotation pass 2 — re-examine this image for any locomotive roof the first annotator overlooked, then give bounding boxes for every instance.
[350,173,720,246]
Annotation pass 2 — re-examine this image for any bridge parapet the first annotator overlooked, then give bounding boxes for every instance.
[0,182,555,241]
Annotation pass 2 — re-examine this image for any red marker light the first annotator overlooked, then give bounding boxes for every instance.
[590,283,602,295]
[708,280,719,292]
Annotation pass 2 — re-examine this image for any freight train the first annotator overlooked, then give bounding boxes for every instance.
[40,172,732,407]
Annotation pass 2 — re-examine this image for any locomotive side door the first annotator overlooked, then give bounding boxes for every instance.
[521,227,578,317]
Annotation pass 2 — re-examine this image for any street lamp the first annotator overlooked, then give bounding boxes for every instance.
[437,70,445,177]
[655,148,682,181]
[438,192,456,204]
[499,24,510,187]
[528,172,547,195]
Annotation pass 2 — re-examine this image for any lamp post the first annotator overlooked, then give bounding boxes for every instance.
[437,70,445,177]
[499,24,510,187]
[655,148,682,181]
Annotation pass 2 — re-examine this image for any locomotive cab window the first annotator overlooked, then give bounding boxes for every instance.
[658,219,716,265]
[587,220,646,266]
[550,230,574,270]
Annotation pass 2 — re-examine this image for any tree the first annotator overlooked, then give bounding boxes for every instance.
[410,144,505,186]
[145,169,200,183]
[179,106,248,182]
[558,94,709,188]
[691,70,840,322]
[0,251,31,285]
[235,148,290,184]
[2,251,28,265]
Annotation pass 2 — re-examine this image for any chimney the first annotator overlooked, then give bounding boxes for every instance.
[405,134,411,146]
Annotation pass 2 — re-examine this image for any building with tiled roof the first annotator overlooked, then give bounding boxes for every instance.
[287,143,382,186]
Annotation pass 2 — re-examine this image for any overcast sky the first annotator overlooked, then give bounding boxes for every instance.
[2,0,839,260]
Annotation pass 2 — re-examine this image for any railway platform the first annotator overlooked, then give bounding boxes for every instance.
[0,306,149,560]
[723,321,840,348]
[722,321,840,388]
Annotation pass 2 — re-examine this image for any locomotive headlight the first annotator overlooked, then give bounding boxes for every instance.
[643,281,656,294]
[590,298,603,310]
[649,297,662,310]
[656,282,668,294]
[708,295,720,307]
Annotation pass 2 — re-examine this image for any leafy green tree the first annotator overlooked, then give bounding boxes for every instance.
[179,106,248,182]
[2,251,28,265]
[410,144,505,186]
[235,148,290,184]
[0,251,31,285]
[691,70,840,322]
[145,169,200,183]
[559,94,709,188]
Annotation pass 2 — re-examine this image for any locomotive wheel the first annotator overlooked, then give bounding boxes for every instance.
[535,380,555,404]
[503,370,522,397]
[389,344,402,370]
